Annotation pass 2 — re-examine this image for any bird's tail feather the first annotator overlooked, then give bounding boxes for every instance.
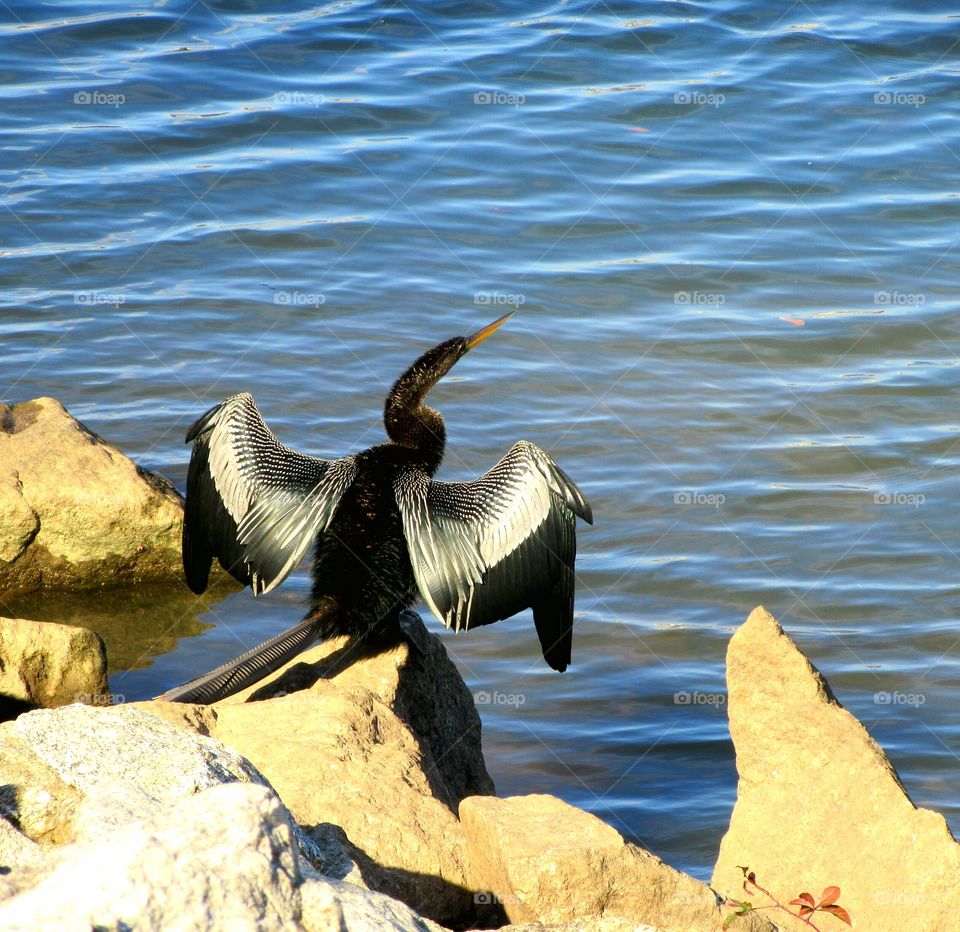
[157,614,324,704]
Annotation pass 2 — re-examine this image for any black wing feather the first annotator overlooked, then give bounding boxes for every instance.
[182,392,357,596]
[396,440,591,671]
[183,402,249,590]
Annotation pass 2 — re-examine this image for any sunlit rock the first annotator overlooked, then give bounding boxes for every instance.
[137,621,494,928]
[0,702,449,931]
[300,875,449,932]
[713,605,960,931]
[0,704,280,846]
[459,793,773,930]
[0,783,301,931]
[0,397,183,594]
[0,616,108,714]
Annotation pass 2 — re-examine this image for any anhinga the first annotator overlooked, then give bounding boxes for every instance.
[162,313,592,703]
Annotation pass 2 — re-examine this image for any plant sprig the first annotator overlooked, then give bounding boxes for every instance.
[723,866,852,930]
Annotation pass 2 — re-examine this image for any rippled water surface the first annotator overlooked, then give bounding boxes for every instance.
[3,1,960,879]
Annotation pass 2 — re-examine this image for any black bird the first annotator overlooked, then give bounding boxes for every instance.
[162,313,592,703]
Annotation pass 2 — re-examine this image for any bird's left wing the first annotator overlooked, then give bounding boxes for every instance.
[396,440,592,671]
[183,392,357,595]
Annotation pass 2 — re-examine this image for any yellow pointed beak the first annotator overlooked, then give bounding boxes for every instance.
[466,311,514,350]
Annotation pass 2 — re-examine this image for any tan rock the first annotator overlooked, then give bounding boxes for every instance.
[4,584,233,680]
[459,794,773,931]
[0,469,38,563]
[0,737,81,847]
[0,397,184,594]
[214,687,471,922]
[239,614,493,808]
[138,623,494,928]
[0,617,108,711]
[713,606,960,932]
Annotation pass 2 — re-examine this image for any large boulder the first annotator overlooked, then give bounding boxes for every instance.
[0,397,184,594]
[713,606,960,931]
[459,794,773,931]
[138,619,494,927]
[1,777,449,932]
[0,783,301,931]
[0,616,108,714]
[0,702,455,931]
[0,704,280,847]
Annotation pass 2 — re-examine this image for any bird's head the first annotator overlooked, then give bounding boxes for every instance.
[384,312,514,454]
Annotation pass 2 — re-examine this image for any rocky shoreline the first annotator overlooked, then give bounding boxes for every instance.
[1,398,957,930]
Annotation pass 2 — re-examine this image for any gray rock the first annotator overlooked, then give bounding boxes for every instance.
[0,816,42,873]
[301,876,449,932]
[3,704,271,843]
[0,783,302,931]
[0,702,328,873]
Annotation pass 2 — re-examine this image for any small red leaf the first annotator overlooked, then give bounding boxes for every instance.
[747,871,756,885]
[796,905,814,918]
[792,892,816,908]
[818,886,841,907]
[821,904,852,926]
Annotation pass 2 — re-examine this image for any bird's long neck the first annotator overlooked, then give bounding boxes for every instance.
[383,337,464,474]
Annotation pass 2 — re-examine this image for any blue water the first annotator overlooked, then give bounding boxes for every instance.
[3,1,960,880]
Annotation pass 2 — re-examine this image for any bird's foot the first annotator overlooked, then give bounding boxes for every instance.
[398,609,430,656]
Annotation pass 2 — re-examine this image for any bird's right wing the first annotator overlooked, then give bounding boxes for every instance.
[396,440,592,671]
[182,392,357,595]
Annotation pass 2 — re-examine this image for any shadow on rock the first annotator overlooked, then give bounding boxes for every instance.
[305,821,508,931]
[245,613,495,812]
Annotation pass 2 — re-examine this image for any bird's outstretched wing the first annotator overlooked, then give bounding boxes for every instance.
[396,440,592,671]
[182,392,357,595]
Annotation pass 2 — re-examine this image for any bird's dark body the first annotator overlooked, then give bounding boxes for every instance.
[308,444,424,642]
[166,315,592,703]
